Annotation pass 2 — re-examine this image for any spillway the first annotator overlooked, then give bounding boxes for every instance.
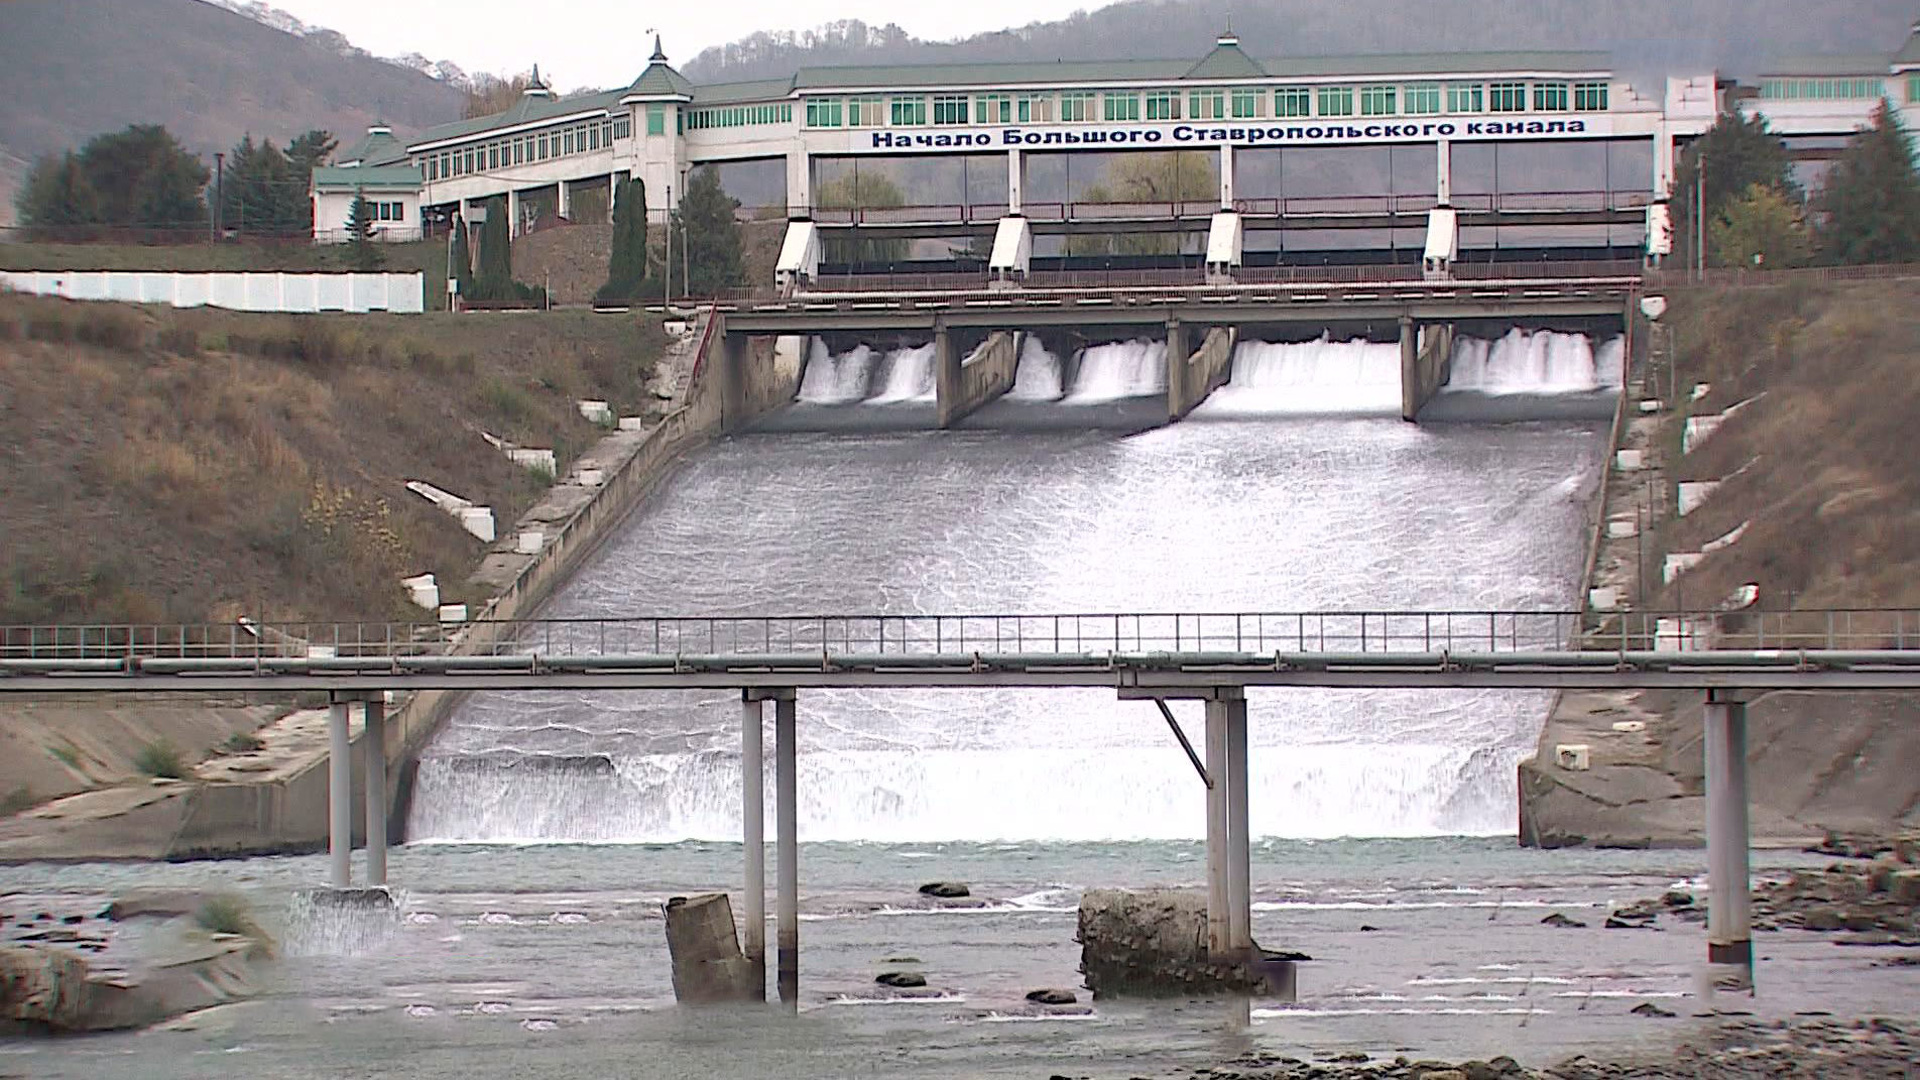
[410,358,1609,843]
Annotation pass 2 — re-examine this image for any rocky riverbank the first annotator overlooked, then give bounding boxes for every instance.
[1157,1017,1920,1080]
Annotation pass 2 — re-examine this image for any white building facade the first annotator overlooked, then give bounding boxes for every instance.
[312,24,1920,272]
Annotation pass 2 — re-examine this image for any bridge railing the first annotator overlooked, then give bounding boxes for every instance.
[798,191,1656,228]
[5,609,1920,663]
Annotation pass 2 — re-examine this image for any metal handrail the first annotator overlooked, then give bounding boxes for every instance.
[4,609,1916,663]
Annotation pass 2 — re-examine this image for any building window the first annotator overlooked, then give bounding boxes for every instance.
[932,95,970,125]
[1533,82,1569,111]
[973,94,1011,123]
[613,115,630,139]
[483,145,494,169]
[807,98,843,127]
[426,158,438,181]
[1572,82,1609,111]
[1910,74,1920,103]
[1274,86,1311,117]
[1188,89,1225,120]
[1488,82,1527,112]
[1448,83,1484,113]
[1059,91,1094,122]
[1403,83,1441,115]
[589,125,600,150]
[844,96,882,126]
[1142,91,1178,120]
[1317,86,1354,116]
[1104,92,1141,121]
[1230,88,1262,118]
[647,104,666,136]
[1360,85,1397,116]
[1016,94,1054,122]
[890,96,926,125]
[465,149,477,173]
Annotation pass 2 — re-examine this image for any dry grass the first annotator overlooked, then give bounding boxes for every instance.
[1653,280,1920,612]
[0,292,665,625]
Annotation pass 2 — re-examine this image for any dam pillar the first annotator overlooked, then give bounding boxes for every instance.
[741,692,768,998]
[1399,317,1418,421]
[774,691,799,1008]
[327,695,352,888]
[1704,691,1753,991]
[1168,323,1235,423]
[938,327,1017,428]
[363,696,388,888]
[1400,318,1452,422]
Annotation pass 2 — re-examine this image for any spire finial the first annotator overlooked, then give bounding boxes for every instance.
[651,33,667,63]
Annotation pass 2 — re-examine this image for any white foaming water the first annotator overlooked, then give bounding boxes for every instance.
[1007,336,1064,401]
[867,343,938,404]
[1446,329,1625,394]
[409,742,1510,845]
[1198,336,1403,417]
[1064,339,1166,402]
[796,339,938,405]
[795,340,876,404]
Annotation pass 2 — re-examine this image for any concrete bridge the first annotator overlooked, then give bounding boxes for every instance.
[7,607,1920,1005]
[715,271,1639,424]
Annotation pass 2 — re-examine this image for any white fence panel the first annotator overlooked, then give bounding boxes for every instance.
[3,271,424,314]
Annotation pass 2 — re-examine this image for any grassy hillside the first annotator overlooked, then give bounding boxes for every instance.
[1653,278,1920,612]
[0,293,664,626]
[0,0,462,167]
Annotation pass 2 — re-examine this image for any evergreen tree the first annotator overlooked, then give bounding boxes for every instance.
[345,189,385,271]
[677,167,747,295]
[473,195,514,300]
[73,124,209,232]
[597,175,649,303]
[285,130,337,232]
[1812,101,1920,266]
[1671,112,1798,270]
[17,151,102,236]
[222,135,302,236]
[449,214,475,305]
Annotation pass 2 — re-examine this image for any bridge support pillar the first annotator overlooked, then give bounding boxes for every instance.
[507,188,521,239]
[328,696,352,888]
[1705,691,1753,992]
[774,691,799,1009]
[1204,698,1227,954]
[363,696,387,888]
[1007,147,1025,215]
[1202,690,1249,958]
[741,692,768,998]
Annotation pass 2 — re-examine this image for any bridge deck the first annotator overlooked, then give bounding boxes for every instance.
[6,610,1919,692]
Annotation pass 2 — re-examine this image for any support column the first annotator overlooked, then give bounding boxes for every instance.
[775,693,799,1008]
[557,178,572,221]
[506,188,521,239]
[1705,692,1753,989]
[1222,691,1250,954]
[608,174,619,224]
[1436,139,1452,205]
[363,696,387,888]
[327,697,352,888]
[1007,148,1025,215]
[1218,144,1236,209]
[1204,698,1229,957]
[1399,315,1419,422]
[741,693,767,998]
[786,150,813,219]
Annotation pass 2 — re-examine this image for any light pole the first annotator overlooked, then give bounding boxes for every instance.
[664,183,673,306]
[1695,150,1707,283]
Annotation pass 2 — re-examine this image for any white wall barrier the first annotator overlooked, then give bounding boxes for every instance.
[1,270,425,314]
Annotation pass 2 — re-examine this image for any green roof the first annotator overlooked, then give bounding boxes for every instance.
[787,50,1611,91]
[627,60,695,99]
[1185,37,1267,79]
[406,87,626,150]
[1762,54,1897,77]
[338,127,400,165]
[692,77,799,105]
[313,165,422,191]
[1893,25,1920,67]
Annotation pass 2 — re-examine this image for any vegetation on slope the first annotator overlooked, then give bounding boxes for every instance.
[1652,278,1920,612]
[0,293,663,626]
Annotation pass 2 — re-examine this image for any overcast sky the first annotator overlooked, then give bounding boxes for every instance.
[257,0,1100,88]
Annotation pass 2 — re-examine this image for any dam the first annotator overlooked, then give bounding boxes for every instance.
[407,328,1622,846]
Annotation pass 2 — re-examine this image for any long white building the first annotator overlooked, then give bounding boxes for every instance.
[311,24,1920,279]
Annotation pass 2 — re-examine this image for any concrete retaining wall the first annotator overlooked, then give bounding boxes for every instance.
[1168,325,1235,422]
[937,329,1018,428]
